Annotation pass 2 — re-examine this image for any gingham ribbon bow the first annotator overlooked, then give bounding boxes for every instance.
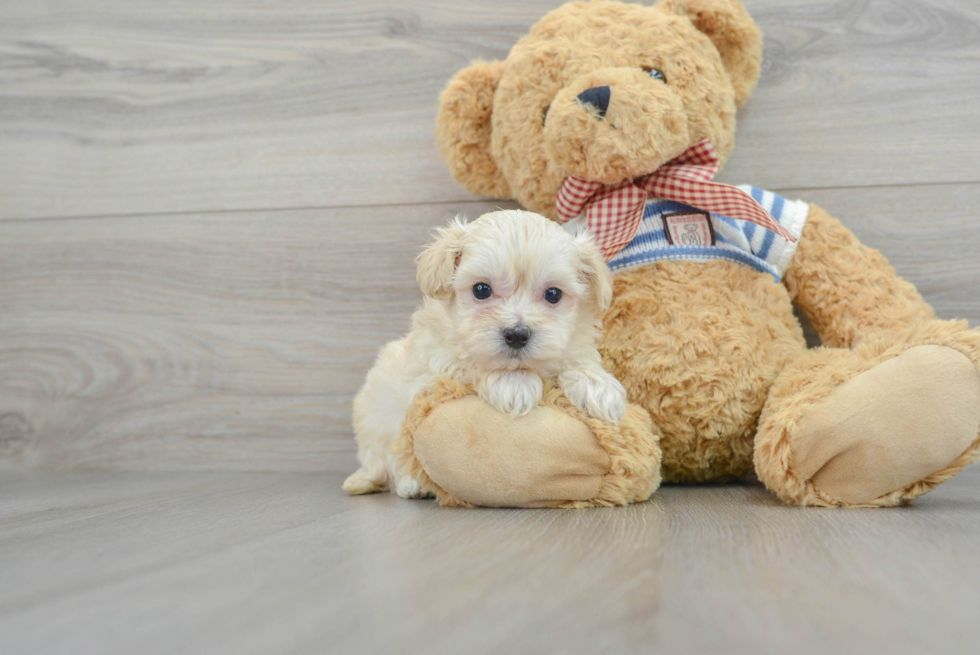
[556,139,796,261]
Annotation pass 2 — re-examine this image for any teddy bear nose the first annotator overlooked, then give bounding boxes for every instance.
[577,85,611,119]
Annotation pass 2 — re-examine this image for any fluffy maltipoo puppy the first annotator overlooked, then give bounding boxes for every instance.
[343,209,626,498]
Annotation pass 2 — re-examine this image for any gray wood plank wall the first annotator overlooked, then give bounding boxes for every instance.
[1,0,978,471]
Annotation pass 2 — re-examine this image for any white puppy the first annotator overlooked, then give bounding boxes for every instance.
[343,209,627,498]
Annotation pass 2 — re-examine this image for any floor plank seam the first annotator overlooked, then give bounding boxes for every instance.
[2,180,979,224]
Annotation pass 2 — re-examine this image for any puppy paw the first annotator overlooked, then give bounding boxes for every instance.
[394,475,433,499]
[482,370,544,418]
[560,368,627,424]
[343,468,386,495]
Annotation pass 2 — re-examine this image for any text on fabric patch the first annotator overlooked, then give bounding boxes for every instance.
[662,211,715,246]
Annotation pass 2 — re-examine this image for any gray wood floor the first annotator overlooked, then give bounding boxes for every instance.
[2,470,980,655]
[2,1,980,652]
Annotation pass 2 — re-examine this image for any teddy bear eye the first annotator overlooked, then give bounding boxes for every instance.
[472,283,492,300]
[543,287,562,304]
[644,68,666,83]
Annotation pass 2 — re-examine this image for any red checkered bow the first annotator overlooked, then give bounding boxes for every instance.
[555,139,796,261]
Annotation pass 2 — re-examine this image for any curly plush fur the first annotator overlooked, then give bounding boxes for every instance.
[599,259,806,483]
[422,0,980,508]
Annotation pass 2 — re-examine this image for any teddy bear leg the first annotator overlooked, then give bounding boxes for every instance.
[754,321,980,507]
[395,380,661,508]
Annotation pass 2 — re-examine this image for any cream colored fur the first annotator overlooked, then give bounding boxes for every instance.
[344,210,626,497]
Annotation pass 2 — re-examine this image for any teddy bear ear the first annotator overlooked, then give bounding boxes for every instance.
[436,60,512,199]
[660,0,763,105]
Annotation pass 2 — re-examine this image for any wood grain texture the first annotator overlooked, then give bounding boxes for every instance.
[1,469,979,654]
[0,199,514,471]
[0,185,977,471]
[2,0,980,220]
[0,0,979,471]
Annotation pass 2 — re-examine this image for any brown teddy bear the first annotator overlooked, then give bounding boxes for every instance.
[399,0,980,508]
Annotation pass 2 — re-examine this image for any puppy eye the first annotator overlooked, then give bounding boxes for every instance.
[543,287,562,304]
[644,68,666,83]
[472,283,493,300]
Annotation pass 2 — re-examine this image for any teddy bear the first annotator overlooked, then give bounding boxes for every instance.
[395,0,980,508]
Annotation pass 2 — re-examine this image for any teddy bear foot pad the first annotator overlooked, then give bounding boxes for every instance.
[790,345,980,505]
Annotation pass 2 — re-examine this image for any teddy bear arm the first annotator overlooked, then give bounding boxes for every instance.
[783,203,936,349]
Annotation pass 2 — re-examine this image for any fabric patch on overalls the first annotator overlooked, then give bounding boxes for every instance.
[663,211,715,246]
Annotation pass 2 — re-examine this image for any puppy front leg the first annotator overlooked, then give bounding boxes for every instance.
[559,360,627,425]
[480,370,544,418]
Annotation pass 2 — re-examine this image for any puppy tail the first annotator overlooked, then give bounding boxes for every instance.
[342,468,387,495]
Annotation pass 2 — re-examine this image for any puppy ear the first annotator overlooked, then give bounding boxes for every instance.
[436,60,512,198]
[660,0,763,105]
[416,217,469,299]
[576,233,614,311]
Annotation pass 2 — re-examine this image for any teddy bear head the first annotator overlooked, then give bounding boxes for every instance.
[436,0,763,218]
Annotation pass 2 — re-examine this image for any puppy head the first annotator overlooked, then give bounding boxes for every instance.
[417,210,612,371]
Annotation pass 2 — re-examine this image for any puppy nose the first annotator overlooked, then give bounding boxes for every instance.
[577,85,611,119]
[503,326,531,350]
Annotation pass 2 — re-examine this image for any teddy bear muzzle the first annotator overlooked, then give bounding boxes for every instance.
[543,67,690,186]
